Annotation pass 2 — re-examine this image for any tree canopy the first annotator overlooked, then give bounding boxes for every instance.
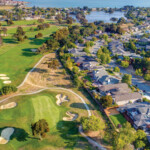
[121,74,132,85]
[81,115,105,132]
[31,119,49,140]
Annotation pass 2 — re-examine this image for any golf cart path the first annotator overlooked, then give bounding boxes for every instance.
[0,54,106,150]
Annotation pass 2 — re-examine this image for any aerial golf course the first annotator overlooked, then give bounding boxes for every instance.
[0,21,59,88]
[0,91,92,150]
[0,19,102,150]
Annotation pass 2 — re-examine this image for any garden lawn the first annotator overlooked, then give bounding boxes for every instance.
[0,92,91,150]
[0,25,59,88]
[109,114,127,127]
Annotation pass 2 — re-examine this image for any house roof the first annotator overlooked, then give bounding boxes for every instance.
[115,92,142,102]
[99,83,131,93]
[118,102,150,129]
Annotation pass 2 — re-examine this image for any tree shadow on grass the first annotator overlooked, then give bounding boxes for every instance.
[79,88,100,111]
[70,103,94,110]
[25,67,48,73]
[56,121,91,149]
[3,38,17,44]
[11,127,29,141]
[56,121,79,148]
[30,37,50,46]
[22,48,38,57]
[0,127,29,142]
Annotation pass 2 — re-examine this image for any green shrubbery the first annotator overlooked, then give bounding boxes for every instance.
[81,115,105,132]
[0,85,17,95]
[143,98,150,103]
[100,95,113,107]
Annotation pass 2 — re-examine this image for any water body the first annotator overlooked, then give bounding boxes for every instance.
[71,11,125,23]
[86,11,125,23]
[20,0,150,8]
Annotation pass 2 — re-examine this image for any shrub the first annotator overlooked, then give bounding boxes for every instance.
[17,36,23,42]
[37,19,44,23]
[37,24,45,30]
[100,95,113,108]
[44,23,50,28]
[78,38,84,44]
[92,37,97,41]
[122,74,132,85]
[121,61,129,68]
[135,69,143,76]
[144,73,150,81]
[35,34,39,39]
[38,33,43,37]
[7,20,14,25]
[114,67,120,73]
[81,115,105,132]
[24,35,28,39]
[143,98,150,103]
[117,124,122,129]
[35,33,43,39]
[0,85,17,95]
[83,47,90,53]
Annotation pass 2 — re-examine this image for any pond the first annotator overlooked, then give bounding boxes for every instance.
[71,11,125,23]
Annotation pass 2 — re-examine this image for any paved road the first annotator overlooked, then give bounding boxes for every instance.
[107,60,150,97]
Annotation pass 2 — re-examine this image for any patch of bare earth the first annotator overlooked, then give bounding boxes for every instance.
[86,130,111,150]
[26,53,72,89]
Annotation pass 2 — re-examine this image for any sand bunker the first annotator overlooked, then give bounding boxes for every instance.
[0,77,10,80]
[3,81,11,84]
[63,111,78,121]
[0,127,14,144]
[0,102,17,110]
[0,74,6,77]
[56,94,69,106]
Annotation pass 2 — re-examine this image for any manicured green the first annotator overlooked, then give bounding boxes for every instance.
[0,92,91,150]
[0,25,59,88]
[109,114,127,127]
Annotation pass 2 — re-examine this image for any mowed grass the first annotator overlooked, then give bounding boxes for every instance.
[0,92,91,150]
[0,25,59,88]
[109,114,127,127]
[32,95,63,129]
[1,19,55,26]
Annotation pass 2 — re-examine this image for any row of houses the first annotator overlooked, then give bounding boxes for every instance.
[69,36,150,140]
[118,102,150,142]
[68,39,105,57]
[99,83,142,105]
[109,40,143,59]
[72,56,142,106]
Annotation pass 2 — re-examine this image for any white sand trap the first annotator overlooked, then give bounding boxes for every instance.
[63,111,78,121]
[0,127,14,144]
[0,102,17,110]
[0,77,10,80]
[3,81,11,84]
[0,74,6,77]
[56,94,69,106]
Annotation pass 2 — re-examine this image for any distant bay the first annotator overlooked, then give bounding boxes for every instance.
[18,0,150,8]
